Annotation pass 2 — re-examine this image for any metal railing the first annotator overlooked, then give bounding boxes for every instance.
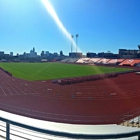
[1,107,140,139]
[1,116,140,140]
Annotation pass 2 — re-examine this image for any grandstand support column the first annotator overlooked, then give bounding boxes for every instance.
[6,122,10,140]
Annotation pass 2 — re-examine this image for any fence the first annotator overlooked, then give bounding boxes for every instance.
[1,115,140,140]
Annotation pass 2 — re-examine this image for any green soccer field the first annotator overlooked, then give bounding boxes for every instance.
[0,62,133,81]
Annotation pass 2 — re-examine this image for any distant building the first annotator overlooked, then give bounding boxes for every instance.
[69,52,83,58]
[26,53,30,58]
[23,52,26,58]
[0,51,4,55]
[87,52,96,58]
[33,47,35,52]
[60,50,64,57]
[119,49,139,55]
[98,52,105,58]
[104,53,119,58]
[41,51,45,57]
[53,52,59,57]
[46,51,49,56]
[97,52,119,58]
[10,52,13,56]
[119,48,140,58]
[29,47,37,57]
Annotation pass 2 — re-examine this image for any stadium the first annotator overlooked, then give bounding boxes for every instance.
[0,58,140,139]
[1,0,140,139]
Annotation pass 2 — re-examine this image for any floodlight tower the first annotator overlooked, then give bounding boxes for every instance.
[76,34,79,53]
[71,35,74,53]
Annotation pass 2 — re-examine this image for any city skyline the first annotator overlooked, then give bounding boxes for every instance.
[0,0,140,55]
[0,47,61,56]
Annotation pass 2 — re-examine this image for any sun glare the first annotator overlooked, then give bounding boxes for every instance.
[41,0,81,52]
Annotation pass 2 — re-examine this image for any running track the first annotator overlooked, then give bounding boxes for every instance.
[0,69,140,124]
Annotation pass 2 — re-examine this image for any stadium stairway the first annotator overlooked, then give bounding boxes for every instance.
[120,116,140,128]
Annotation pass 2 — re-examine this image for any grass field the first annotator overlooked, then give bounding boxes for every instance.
[0,62,133,81]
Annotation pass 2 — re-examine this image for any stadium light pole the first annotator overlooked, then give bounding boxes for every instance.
[76,34,79,53]
[71,35,74,53]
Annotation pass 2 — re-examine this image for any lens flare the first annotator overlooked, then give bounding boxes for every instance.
[41,0,81,52]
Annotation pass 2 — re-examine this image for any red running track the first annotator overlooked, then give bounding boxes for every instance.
[0,69,140,124]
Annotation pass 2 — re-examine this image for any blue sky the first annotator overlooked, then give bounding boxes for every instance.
[0,0,140,55]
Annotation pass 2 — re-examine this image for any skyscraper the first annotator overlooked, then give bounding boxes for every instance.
[33,47,35,53]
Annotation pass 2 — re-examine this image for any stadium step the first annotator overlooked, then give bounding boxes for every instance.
[120,116,140,128]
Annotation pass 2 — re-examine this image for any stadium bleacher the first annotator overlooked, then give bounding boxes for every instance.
[119,59,140,66]
[61,58,140,69]
[107,59,125,65]
[88,58,101,63]
[67,58,79,63]
[76,58,90,63]
[61,58,70,62]
[94,58,110,64]
[57,73,118,85]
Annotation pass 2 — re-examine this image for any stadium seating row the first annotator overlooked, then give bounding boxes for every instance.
[56,73,118,85]
[53,69,138,85]
[61,58,140,67]
[119,59,140,66]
